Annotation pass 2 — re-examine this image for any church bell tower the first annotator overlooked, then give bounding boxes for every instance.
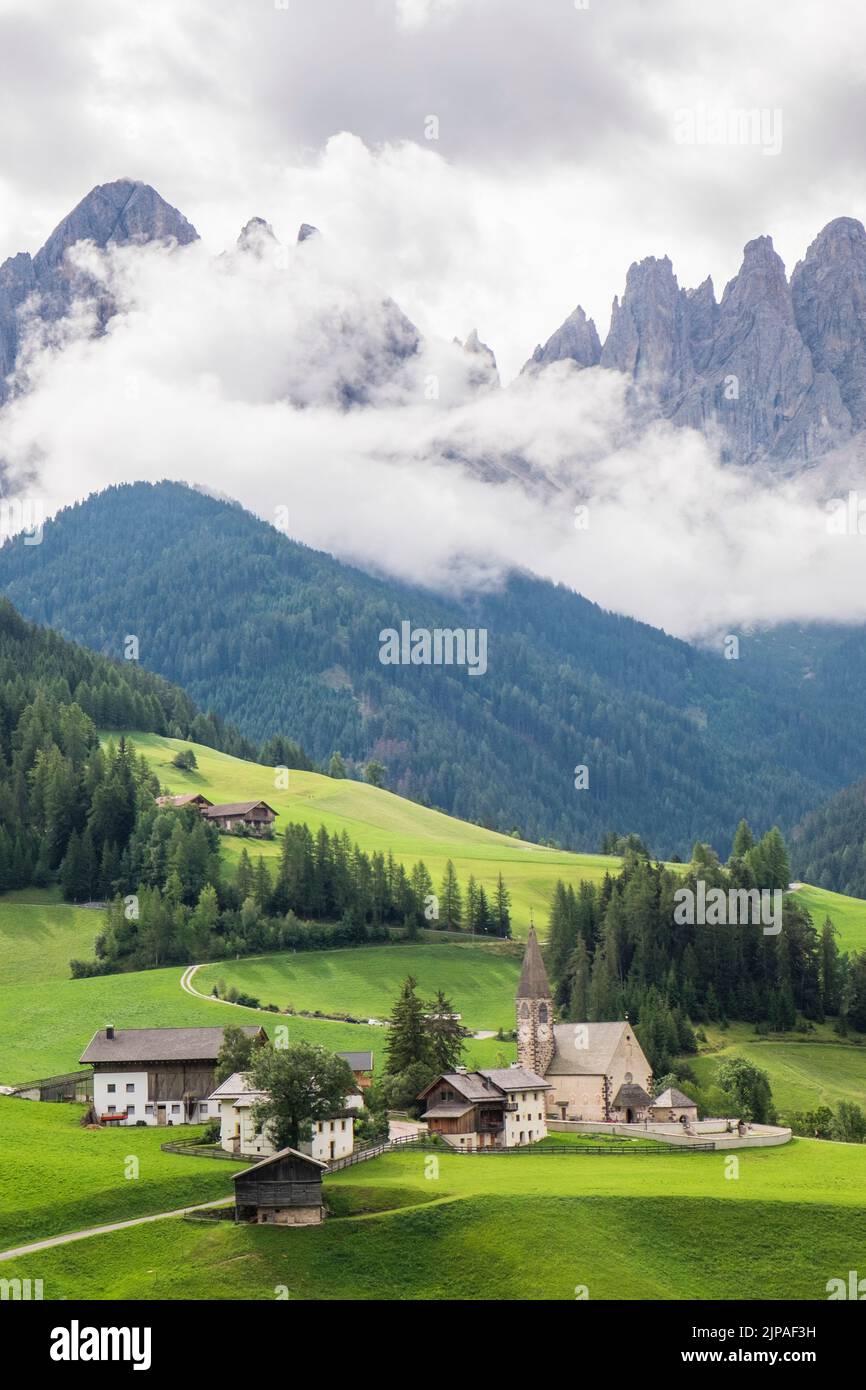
[516,924,554,1075]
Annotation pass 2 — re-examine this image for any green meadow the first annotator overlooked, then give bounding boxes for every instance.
[688,1022,866,1117]
[2,1137,864,1300]
[0,1097,234,1249]
[0,890,512,1084]
[119,732,621,937]
[194,940,522,1033]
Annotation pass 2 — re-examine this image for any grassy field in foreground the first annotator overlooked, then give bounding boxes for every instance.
[194,940,522,1033]
[4,1139,865,1299]
[686,1022,866,1116]
[0,1097,234,1249]
[117,732,621,938]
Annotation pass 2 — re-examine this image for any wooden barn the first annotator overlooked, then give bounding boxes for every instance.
[203,800,277,836]
[232,1147,328,1226]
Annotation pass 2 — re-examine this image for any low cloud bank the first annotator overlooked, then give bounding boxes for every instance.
[1,228,864,641]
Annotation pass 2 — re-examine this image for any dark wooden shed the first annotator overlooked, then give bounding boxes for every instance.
[232,1147,328,1226]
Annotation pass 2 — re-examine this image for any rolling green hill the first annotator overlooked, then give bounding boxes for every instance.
[687,1022,866,1117]
[121,730,621,934]
[2,1134,864,1299]
[193,941,522,1033]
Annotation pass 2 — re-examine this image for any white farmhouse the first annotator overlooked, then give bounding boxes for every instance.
[209,1070,361,1162]
[79,1025,267,1127]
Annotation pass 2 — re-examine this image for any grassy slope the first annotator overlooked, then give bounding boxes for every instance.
[0,1097,235,1249]
[0,896,510,1083]
[790,883,866,954]
[3,1140,865,1299]
[194,941,522,1033]
[121,732,620,936]
[687,1022,866,1117]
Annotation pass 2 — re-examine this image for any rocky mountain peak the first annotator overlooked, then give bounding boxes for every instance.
[523,303,601,373]
[236,217,278,256]
[33,179,198,277]
[792,217,866,430]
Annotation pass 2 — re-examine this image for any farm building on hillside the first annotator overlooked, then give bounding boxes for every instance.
[79,1025,267,1126]
[233,1148,327,1226]
[418,1066,551,1149]
[155,793,213,810]
[203,800,277,835]
[209,1062,362,1161]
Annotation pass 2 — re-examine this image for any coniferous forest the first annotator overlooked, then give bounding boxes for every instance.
[4,481,866,858]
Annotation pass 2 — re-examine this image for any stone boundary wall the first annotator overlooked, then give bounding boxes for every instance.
[547,1119,792,1150]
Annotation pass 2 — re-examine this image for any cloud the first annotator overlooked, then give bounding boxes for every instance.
[3,226,866,642]
[3,1,866,386]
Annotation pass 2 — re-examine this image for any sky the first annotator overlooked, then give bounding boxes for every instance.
[1,0,866,639]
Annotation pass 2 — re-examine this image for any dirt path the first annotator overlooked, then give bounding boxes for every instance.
[0,1197,234,1264]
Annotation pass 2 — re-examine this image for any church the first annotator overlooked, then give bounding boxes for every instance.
[517,926,655,1124]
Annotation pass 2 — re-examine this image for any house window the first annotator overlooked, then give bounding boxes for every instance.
[126,1083,135,1093]
[145,1105,154,1115]
[127,1105,136,1115]
[171,1104,180,1115]
[107,1084,116,1093]
[107,1105,116,1113]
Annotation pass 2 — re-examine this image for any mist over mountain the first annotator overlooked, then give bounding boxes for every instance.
[5,182,866,641]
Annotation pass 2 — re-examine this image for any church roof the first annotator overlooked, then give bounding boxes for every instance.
[653,1087,696,1110]
[516,926,551,998]
[545,1021,630,1076]
[612,1082,652,1109]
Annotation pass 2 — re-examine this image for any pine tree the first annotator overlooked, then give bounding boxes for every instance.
[439,860,463,931]
[385,976,432,1074]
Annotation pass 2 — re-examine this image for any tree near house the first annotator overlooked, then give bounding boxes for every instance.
[385,976,432,1074]
[425,989,466,1073]
[249,1042,355,1151]
[215,1022,259,1084]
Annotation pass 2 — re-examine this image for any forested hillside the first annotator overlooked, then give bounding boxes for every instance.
[1,482,864,857]
[792,779,866,897]
[0,596,255,890]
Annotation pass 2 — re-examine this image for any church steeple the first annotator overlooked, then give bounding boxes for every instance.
[516,925,554,1075]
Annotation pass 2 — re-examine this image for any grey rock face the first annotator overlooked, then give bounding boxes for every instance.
[524,303,601,373]
[791,217,866,431]
[533,223,865,467]
[600,255,692,405]
[297,222,319,243]
[0,179,198,403]
[673,236,851,464]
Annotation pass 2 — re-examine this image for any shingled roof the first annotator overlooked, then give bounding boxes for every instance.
[80,1026,266,1065]
[612,1082,652,1109]
[653,1087,697,1110]
[545,1021,631,1076]
[203,801,276,818]
[516,926,551,999]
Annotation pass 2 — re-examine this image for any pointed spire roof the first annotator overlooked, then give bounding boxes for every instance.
[516,925,551,999]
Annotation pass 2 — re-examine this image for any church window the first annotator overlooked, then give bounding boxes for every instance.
[624,1072,633,1084]
[538,1003,549,1023]
[519,1002,529,1019]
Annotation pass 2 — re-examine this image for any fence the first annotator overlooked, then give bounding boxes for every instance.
[161,1137,256,1162]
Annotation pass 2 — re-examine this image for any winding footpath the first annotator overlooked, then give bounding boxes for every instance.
[0,1198,234,1264]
